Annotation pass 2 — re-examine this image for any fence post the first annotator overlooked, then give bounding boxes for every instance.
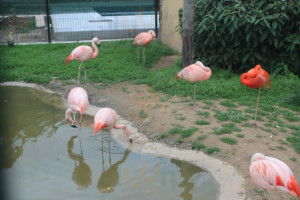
[45,0,51,43]
[154,0,159,38]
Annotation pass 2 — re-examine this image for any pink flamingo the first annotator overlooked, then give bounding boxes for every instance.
[175,61,212,107]
[65,37,101,85]
[241,64,271,127]
[249,153,300,200]
[65,87,89,128]
[94,108,132,143]
[133,30,156,64]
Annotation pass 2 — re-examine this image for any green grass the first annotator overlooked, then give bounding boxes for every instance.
[192,142,205,150]
[1,40,299,113]
[176,139,183,144]
[253,188,264,196]
[139,110,147,118]
[220,137,237,145]
[204,146,220,154]
[197,135,207,140]
[214,109,249,123]
[157,133,168,140]
[286,131,300,153]
[196,111,210,117]
[1,40,300,154]
[214,123,242,135]
[235,134,244,138]
[0,40,173,85]
[195,120,210,125]
[220,100,238,108]
[277,146,287,150]
[168,125,198,138]
[191,142,220,154]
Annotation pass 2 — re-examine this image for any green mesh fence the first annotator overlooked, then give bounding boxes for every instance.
[0,0,159,44]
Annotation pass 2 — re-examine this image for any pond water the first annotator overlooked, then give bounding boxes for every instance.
[0,86,219,200]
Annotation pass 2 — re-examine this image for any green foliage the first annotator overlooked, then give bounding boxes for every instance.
[176,139,183,144]
[286,131,300,153]
[220,137,237,145]
[139,110,147,118]
[192,141,220,154]
[0,40,173,84]
[179,0,300,75]
[157,133,168,140]
[192,142,205,150]
[196,111,210,117]
[214,122,242,135]
[1,40,300,113]
[220,100,237,108]
[214,109,248,123]
[168,125,198,138]
[195,120,210,125]
[204,146,220,154]
[197,135,207,140]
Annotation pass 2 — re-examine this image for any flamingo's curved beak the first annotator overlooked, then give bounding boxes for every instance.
[98,43,101,48]
[175,75,179,81]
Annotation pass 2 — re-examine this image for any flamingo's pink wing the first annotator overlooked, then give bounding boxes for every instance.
[178,64,211,83]
[134,32,152,46]
[68,87,89,114]
[70,45,94,61]
[267,156,300,197]
[94,108,117,130]
[249,160,278,191]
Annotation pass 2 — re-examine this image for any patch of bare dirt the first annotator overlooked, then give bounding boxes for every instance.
[150,55,180,70]
[45,56,300,200]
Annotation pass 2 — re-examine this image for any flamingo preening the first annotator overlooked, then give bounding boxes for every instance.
[133,30,156,64]
[249,153,300,200]
[94,108,132,143]
[240,64,271,127]
[65,87,89,128]
[175,61,212,107]
[65,37,101,85]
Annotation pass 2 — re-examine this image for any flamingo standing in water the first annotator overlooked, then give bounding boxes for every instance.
[175,61,212,107]
[65,37,101,85]
[249,153,300,200]
[133,30,156,64]
[94,108,132,143]
[65,87,89,128]
[240,64,271,127]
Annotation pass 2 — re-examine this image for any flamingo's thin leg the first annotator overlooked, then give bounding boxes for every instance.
[252,88,262,128]
[77,61,83,86]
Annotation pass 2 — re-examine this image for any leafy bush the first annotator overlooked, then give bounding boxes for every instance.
[179,0,300,75]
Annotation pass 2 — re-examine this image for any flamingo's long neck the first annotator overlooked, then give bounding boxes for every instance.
[65,108,73,122]
[90,40,99,59]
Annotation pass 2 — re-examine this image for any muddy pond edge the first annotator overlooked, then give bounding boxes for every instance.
[1,81,246,200]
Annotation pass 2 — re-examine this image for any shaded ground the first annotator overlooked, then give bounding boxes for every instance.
[46,56,300,200]
[0,16,50,44]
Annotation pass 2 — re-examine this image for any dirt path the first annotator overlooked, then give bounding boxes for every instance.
[44,56,300,200]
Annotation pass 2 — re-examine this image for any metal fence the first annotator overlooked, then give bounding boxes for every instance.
[0,0,159,44]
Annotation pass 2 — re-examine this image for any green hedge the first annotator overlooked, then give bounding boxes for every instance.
[179,0,300,75]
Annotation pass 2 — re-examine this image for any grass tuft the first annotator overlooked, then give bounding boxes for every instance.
[195,120,210,125]
[168,125,198,138]
[220,137,237,145]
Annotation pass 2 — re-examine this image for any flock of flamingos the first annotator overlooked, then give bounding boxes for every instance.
[63,30,299,200]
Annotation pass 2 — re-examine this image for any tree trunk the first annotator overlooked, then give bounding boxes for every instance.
[182,0,194,68]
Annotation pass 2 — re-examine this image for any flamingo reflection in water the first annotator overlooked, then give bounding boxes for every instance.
[97,139,131,193]
[67,135,92,189]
